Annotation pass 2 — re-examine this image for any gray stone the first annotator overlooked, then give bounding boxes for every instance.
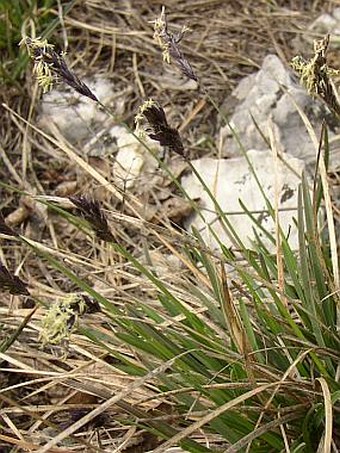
[310,13,338,34]
[181,150,307,252]
[38,76,118,144]
[308,9,340,48]
[333,7,340,21]
[219,55,330,165]
[110,126,160,189]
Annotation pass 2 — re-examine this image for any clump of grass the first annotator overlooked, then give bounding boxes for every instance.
[2,9,340,453]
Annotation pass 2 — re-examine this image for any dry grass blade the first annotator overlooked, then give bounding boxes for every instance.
[220,264,249,356]
[316,377,333,453]
[223,412,300,453]
[35,350,194,453]
[317,128,339,289]
[152,382,278,453]
[0,434,70,453]
[267,119,287,307]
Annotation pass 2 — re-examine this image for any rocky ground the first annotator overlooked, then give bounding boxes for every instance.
[15,1,340,253]
[1,0,340,451]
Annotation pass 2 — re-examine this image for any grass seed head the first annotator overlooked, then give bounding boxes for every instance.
[39,294,86,347]
[291,34,340,117]
[153,6,171,64]
[69,195,114,242]
[20,36,98,101]
[0,263,29,296]
[135,99,186,157]
[152,7,198,82]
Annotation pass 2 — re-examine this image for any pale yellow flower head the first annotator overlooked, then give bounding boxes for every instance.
[39,294,86,347]
[19,36,57,92]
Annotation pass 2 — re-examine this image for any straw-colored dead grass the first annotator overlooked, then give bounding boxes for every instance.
[0,0,339,451]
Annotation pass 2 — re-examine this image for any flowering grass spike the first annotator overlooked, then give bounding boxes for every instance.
[20,37,98,101]
[135,99,186,157]
[69,195,114,242]
[291,34,340,117]
[39,294,86,347]
[0,263,29,296]
[153,7,198,82]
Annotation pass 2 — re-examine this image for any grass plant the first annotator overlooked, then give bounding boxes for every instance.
[0,2,339,452]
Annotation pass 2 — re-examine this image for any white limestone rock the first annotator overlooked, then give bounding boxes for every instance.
[110,126,160,189]
[38,76,118,143]
[220,55,328,165]
[181,150,307,252]
[309,10,340,42]
[308,8,340,49]
[310,13,338,34]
